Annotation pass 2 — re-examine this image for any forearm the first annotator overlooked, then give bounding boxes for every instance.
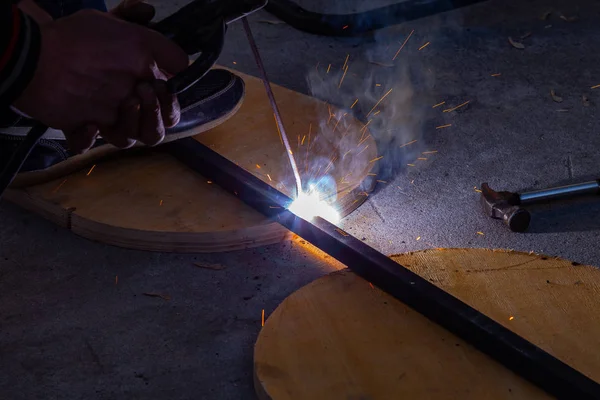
[0,1,42,110]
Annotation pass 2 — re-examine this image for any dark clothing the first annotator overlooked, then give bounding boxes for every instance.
[0,2,41,110]
[0,0,107,125]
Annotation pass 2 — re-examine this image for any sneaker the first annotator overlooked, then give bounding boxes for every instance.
[0,68,244,187]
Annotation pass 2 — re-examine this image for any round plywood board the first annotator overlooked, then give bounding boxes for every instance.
[254,248,600,400]
[6,68,377,252]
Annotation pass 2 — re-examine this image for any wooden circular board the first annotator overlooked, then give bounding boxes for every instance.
[254,248,600,399]
[5,68,377,252]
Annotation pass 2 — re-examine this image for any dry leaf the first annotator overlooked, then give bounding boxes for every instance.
[508,37,525,49]
[559,14,578,22]
[143,292,171,301]
[258,19,286,25]
[193,262,226,270]
[540,10,552,20]
[550,89,563,102]
[520,32,532,39]
[582,95,590,107]
[369,61,394,68]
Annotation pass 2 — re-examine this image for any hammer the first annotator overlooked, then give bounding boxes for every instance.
[480,180,600,232]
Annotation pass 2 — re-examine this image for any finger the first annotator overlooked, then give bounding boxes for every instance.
[66,124,99,154]
[143,30,189,76]
[137,81,165,146]
[102,96,141,146]
[154,80,180,128]
[112,1,156,24]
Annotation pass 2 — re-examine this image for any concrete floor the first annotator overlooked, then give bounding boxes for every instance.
[2,0,600,398]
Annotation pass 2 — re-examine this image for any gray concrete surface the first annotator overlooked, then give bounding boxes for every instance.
[2,0,600,398]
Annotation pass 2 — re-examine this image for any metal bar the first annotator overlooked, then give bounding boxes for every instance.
[520,181,600,205]
[164,137,600,399]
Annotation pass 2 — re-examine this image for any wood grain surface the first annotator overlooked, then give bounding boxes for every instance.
[254,248,600,400]
[5,68,377,252]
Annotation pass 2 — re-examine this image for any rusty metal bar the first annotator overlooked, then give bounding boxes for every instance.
[164,137,600,399]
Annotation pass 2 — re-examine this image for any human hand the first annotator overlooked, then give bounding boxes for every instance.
[12,9,188,153]
[17,0,53,24]
[109,0,155,25]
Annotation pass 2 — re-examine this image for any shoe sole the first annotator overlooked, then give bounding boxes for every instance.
[9,93,244,188]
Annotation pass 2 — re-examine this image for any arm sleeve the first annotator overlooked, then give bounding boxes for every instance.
[0,2,42,110]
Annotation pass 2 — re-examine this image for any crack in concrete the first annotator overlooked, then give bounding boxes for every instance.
[369,200,386,224]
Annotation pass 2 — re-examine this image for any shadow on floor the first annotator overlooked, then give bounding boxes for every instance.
[527,196,600,233]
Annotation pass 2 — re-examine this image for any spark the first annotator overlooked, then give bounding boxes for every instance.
[356,145,369,155]
[115,276,118,285]
[373,110,381,115]
[369,156,384,163]
[418,157,427,160]
[369,283,374,289]
[367,173,377,176]
[443,100,470,113]
[509,316,514,321]
[52,179,68,193]
[366,88,393,117]
[591,84,600,89]
[375,83,381,87]
[360,119,372,133]
[333,114,345,133]
[207,181,212,184]
[491,73,501,77]
[256,164,261,169]
[342,54,350,69]
[477,231,484,235]
[407,164,415,167]
[301,135,306,145]
[350,98,359,108]
[343,149,352,158]
[436,124,452,129]
[288,185,340,224]
[335,228,349,236]
[399,139,417,148]
[376,180,387,183]
[338,65,349,88]
[416,236,421,241]
[159,200,163,206]
[327,64,332,73]
[267,174,272,181]
[432,101,446,108]
[342,25,349,30]
[419,42,430,51]
[474,189,482,193]
[261,309,265,326]
[359,133,371,147]
[422,150,438,154]
[86,164,96,176]
[392,29,414,60]
[233,61,237,65]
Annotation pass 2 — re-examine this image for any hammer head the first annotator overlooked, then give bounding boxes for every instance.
[480,183,531,232]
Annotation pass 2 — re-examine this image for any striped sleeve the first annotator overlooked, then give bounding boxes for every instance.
[0,2,41,109]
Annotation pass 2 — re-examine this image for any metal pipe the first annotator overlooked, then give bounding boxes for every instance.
[520,181,600,205]
[164,138,600,399]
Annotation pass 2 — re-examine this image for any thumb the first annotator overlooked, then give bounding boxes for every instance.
[111,0,155,24]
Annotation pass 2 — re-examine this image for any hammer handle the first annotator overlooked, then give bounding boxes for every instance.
[520,180,600,205]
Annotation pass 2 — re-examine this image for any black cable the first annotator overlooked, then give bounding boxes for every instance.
[265,0,489,36]
[0,123,47,199]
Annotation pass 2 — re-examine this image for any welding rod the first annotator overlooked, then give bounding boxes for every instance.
[164,137,600,399]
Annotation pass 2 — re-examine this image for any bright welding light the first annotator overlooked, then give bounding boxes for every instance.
[288,185,340,224]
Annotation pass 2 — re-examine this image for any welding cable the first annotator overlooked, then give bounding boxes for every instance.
[0,122,46,199]
[265,0,489,36]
